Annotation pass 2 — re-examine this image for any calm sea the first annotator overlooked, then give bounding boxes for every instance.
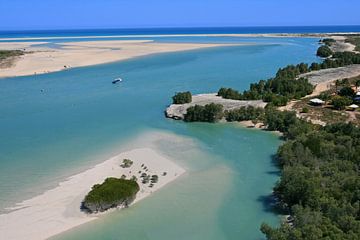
[1,25,360,38]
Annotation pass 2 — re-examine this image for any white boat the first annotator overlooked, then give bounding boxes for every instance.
[112,78,123,84]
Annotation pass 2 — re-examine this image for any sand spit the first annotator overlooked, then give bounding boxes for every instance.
[0,40,244,78]
[0,148,185,240]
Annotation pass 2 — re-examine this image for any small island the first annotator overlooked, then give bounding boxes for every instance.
[82,177,140,213]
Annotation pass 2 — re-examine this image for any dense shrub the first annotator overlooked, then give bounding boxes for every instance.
[262,123,360,240]
[83,178,140,213]
[225,106,264,122]
[331,96,353,110]
[320,38,336,46]
[317,45,333,58]
[217,64,313,106]
[184,103,224,122]
[172,91,192,104]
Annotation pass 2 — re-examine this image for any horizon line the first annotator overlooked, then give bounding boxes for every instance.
[2,24,360,32]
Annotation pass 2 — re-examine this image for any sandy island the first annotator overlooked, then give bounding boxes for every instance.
[0,148,185,240]
[0,40,244,78]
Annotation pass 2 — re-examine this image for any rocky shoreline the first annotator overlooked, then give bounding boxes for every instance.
[165,93,267,120]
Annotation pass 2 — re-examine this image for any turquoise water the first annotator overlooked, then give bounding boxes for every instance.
[0,37,319,239]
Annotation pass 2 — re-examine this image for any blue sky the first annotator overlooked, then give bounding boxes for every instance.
[0,0,359,30]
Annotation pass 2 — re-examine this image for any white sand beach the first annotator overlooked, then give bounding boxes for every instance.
[0,148,185,240]
[0,40,242,78]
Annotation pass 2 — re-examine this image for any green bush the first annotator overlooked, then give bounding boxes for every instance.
[184,103,224,122]
[83,178,140,213]
[0,50,24,61]
[172,91,192,104]
[217,64,313,106]
[317,45,333,58]
[339,86,355,98]
[262,123,360,239]
[225,106,264,122]
[320,38,336,46]
[301,107,309,113]
[331,96,353,110]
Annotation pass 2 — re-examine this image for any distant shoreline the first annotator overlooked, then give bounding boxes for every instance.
[1,32,360,41]
[0,40,245,78]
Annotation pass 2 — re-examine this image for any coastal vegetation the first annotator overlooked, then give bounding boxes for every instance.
[345,36,360,51]
[172,91,192,104]
[316,45,333,58]
[184,103,223,122]
[217,43,360,107]
[82,177,140,213]
[0,50,25,67]
[261,122,360,240]
[225,106,264,122]
[320,38,336,46]
[0,50,24,61]
[217,63,314,106]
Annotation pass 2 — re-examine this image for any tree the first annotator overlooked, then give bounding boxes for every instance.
[184,103,224,123]
[317,46,333,58]
[172,91,192,104]
[331,96,353,110]
[338,86,355,98]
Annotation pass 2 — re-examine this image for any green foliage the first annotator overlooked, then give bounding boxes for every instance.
[301,107,309,113]
[83,178,140,212]
[225,106,265,122]
[331,96,353,110]
[217,64,313,106]
[317,45,333,58]
[263,123,360,240]
[263,108,298,133]
[172,91,192,104]
[339,86,355,98]
[184,103,224,122]
[217,87,243,100]
[345,36,360,51]
[318,92,331,101]
[310,62,321,71]
[0,50,24,61]
[320,38,336,46]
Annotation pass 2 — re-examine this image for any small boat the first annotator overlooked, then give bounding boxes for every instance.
[112,78,123,84]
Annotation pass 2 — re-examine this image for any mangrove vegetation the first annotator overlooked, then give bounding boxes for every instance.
[82,178,140,213]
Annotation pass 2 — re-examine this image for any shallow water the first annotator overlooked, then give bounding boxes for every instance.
[0,36,319,239]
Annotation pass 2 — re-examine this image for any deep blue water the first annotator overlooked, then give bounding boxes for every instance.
[1,25,359,39]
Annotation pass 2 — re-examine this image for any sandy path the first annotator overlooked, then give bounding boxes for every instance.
[300,64,360,97]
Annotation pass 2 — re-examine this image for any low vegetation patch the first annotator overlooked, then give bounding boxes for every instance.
[184,103,223,122]
[320,38,336,46]
[346,36,360,51]
[316,45,333,58]
[172,91,192,104]
[0,50,24,61]
[82,178,140,213]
